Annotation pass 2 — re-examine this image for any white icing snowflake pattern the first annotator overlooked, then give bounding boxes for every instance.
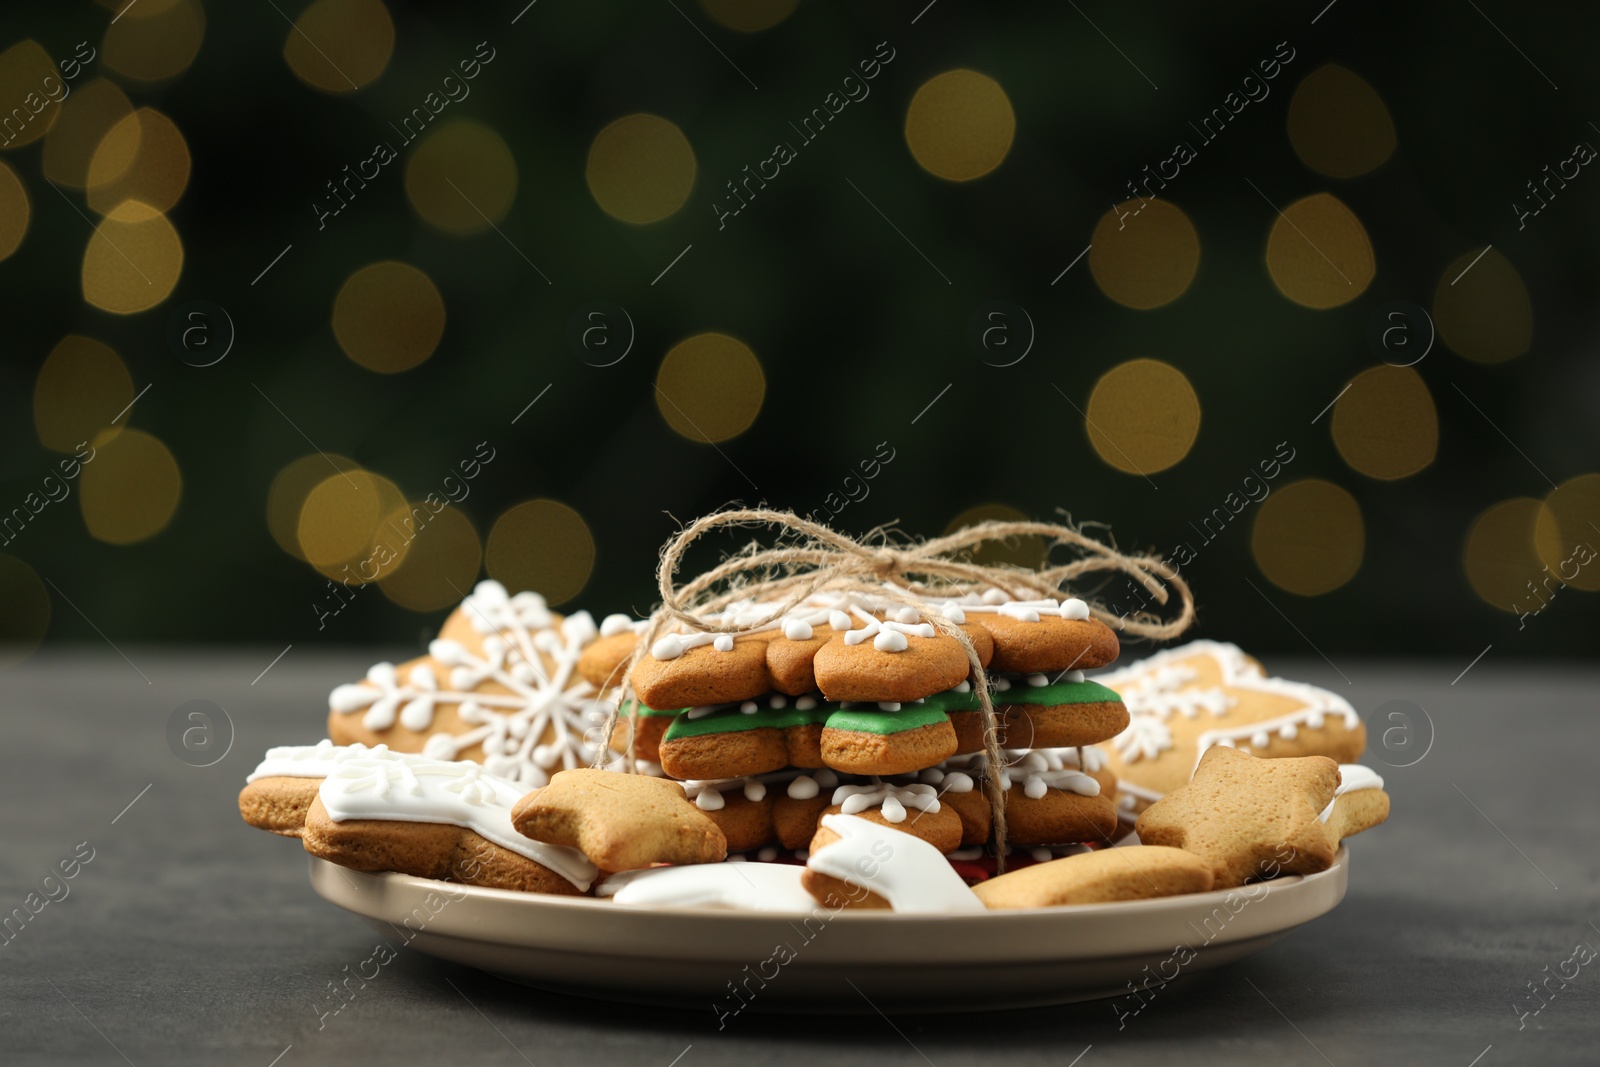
[329,580,617,788]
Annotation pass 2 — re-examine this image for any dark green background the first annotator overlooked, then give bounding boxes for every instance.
[3,0,1596,662]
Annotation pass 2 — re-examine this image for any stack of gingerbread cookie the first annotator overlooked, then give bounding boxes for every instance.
[583,590,1137,883]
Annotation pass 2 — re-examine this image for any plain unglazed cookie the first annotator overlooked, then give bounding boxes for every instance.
[631,632,775,710]
[959,597,1119,673]
[974,845,1214,908]
[1099,640,1367,817]
[510,768,726,872]
[1134,745,1340,889]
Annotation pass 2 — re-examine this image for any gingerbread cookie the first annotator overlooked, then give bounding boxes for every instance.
[1100,641,1366,818]
[954,596,1119,672]
[239,741,418,837]
[1134,745,1340,888]
[818,703,959,775]
[327,580,616,787]
[992,670,1129,749]
[811,612,972,703]
[801,813,984,912]
[656,694,833,779]
[680,775,780,852]
[771,769,844,848]
[575,613,644,690]
[510,768,726,872]
[292,747,597,895]
[973,845,1214,908]
[632,630,775,710]
[998,748,1120,846]
[1321,764,1389,845]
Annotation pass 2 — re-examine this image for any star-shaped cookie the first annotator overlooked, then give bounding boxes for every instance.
[510,768,726,872]
[1099,640,1365,811]
[1133,745,1340,888]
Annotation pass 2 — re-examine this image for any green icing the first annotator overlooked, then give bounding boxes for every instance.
[663,701,835,741]
[824,704,950,736]
[625,700,686,718]
[914,688,982,714]
[995,679,1123,707]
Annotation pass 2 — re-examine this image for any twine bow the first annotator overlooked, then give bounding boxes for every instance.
[600,508,1196,872]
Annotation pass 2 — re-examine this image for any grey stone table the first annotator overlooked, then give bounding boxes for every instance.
[1,649,1595,1065]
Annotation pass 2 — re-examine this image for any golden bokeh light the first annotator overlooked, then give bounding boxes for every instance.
[86,108,191,216]
[93,0,186,12]
[698,0,798,31]
[81,200,183,314]
[485,499,596,607]
[267,452,358,560]
[1330,365,1438,480]
[904,69,1016,182]
[1287,64,1396,179]
[1534,474,1600,592]
[1089,199,1201,310]
[655,332,766,444]
[102,0,206,83]
[0,40,63,150]
[380,505,483,612]
[42,78,134,189]
[33,335,133,452]
[0,161,27,261]
[1084,358,1201,476]
[404,120,517,235]
[585,113,696,224]
[0,554,50,670]
[1433,248,1531,364]
[1251,478,1364,595]
[332,261,445,373]
[296,469,405,580]
[284,0,395,93]
[80,428,182,544]
[1265,192,1374,308]
[1463,497,1544,613]
[944,503,1046,569]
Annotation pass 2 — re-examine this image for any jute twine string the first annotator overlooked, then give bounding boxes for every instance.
[596,508,1195,873]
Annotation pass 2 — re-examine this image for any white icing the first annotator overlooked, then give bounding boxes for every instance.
[957,596,1091,622]
[997,749,1101,797]
[785,768,838,799]
[681,775,769,811]
[914,767,975,793]
[597,862,816,911]
[832,782,940,823]
[784,619,814,640]
[246,740,430,782]
[315,750,597,890]
[328,580,614,788]
[809,814,984,913]
[1319,764,1385,822]
[599,613,637,637]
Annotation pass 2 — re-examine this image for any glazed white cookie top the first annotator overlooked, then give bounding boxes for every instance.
[246,739,420,781]
[808,814,985,913]
[328,580,618,788]
[312,746,598,890]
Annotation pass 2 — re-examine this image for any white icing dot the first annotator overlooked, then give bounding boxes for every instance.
[1031,847,1054,863]
[740,701,759,714]
[874,629,909,653]
[828,610,853,631]
[982,589,1008,604]
[878,702,901,712]
[1061,598,1090,621]
[787,775,820,800]
[783,619,814,641]
[1024,777,1048,800]
[1252,730,1270,748]
[943,772,974,794]
[1308,711,1326,729]
[695,789,725,811]
[1280,723,1298,740]
[1064,669,1086,684]
[713,634,735,652]
[652,635,685,660]
[1027,673,1049,688]
[953,680,971,694]
[744,780,767,802]
[795,695,817,711]
[994,676,1013,692]
[881,796,907,823]
[756,847,778,862]
[894,607,921,624]
[600,613,633,637]
[769,694,788,709]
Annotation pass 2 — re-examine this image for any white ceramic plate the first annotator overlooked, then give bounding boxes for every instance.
[309,849,1349,1013]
